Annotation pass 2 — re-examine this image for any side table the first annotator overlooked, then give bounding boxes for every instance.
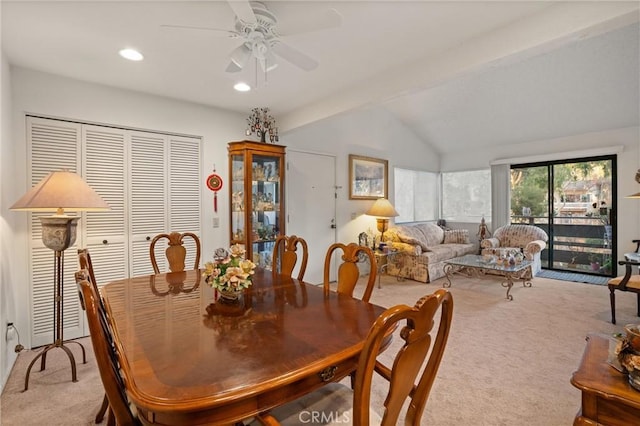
[570,333,640,425]
[372,249,401,288]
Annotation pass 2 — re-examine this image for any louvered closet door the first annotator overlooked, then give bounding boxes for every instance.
[27,117,84,347]
[130,131,167,276]
[169,136,202,269]
[82,125,128,285]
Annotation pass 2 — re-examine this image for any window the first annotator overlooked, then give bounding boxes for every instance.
[511,156,616,276]
[393,168,438,223]
[441,169,491,221]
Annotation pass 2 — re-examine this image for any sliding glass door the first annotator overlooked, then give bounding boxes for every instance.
[511,156,616,277]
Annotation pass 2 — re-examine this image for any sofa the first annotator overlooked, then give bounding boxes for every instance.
[384,222,475,283]
[480,224,548,278]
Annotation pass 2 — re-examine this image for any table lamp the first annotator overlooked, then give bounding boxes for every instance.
[366,198,399,249]
[11,169,109,390]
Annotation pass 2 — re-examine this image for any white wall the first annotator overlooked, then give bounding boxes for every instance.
[283,105,440,245]
[441,126,640,274]
[1,41,19,391]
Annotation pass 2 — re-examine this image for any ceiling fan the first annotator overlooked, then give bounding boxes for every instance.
[162,1,342,74]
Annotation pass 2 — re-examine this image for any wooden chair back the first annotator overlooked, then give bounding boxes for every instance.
[257,289,454,426]
[77,248,109,423]
[608,259,640,324]
[272,235,309,280]
[77,248,98,293]
[150,231,201,274]
[75,269,139,425]
[354,288,454,425]
[323,242,376,302]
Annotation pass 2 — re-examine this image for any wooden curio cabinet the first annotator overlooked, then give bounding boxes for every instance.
[228,140,285,269]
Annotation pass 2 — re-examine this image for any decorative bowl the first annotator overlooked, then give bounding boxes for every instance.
[625,324,640,354]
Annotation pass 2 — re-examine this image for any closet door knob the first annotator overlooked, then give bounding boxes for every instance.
[146,236,151,241]
[102,240,108,245]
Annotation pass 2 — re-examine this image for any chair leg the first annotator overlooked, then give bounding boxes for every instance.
[106,407,115,426]
[636,292,640,318]
[610,288,617,325]
[95,393,108,423]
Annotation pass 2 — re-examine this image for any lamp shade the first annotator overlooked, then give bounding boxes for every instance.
[366,198,398,218]
[10,170,110,214]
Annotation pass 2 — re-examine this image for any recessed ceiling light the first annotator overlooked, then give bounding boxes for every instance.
[119,48,144,61]
[234,82,251,92]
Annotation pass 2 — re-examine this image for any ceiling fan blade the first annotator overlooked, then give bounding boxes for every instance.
[271,42,318,71]
[279,8,342,37]
[227,0,257,25]
[160,24,238,38]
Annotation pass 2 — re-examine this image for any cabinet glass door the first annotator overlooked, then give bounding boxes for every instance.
[251,154,280,269]
[231,154,245,243]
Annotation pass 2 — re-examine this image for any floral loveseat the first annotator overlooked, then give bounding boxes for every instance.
[384,222,475,283]
[480,224,548,278]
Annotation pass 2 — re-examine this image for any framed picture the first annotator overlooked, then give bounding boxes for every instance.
[349,154,388,200]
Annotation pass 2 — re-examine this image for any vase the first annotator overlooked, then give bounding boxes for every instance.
[629,369,640,391]
[218,289,243,303]
[625,324,640,353]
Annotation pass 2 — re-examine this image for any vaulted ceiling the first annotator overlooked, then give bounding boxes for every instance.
[2,1,639,154]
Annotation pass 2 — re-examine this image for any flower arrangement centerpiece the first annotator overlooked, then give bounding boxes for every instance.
[202,244,256,301]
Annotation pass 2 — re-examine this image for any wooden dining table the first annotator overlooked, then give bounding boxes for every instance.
[101,268,388,425]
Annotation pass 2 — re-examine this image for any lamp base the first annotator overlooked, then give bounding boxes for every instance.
[23,247,86,391]
[23,339,86,391]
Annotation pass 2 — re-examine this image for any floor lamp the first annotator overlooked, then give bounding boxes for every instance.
[366,198,399,249]
[11,170,109,391]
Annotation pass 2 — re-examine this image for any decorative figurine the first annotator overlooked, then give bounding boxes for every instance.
[477,216,491,240]
[245,107,279,143]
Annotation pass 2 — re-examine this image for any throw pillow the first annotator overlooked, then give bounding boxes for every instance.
[443,229,470,244]
[396,226,430,251]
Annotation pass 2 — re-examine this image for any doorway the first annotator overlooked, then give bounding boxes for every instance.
[286,150,337,284]
[510,156,616,277]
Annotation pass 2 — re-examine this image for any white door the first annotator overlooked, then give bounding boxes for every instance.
[286,150,336,284]
[82,125,128,287]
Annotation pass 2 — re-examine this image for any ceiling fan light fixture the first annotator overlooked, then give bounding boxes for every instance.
[234,82,251,92]
[119,48,144,61]
[264,50,278,72]
[230,44,252,69]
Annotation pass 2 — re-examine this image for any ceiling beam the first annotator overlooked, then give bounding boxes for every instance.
[280,1,639,132]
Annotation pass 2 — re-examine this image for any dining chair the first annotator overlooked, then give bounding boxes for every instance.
[608,259,640,324]
[75,269,140,426]
[255,288,454,425]
[272,235,309,280]
[77,248,109,424]
[149,231,201,274]
[323,242,376,302]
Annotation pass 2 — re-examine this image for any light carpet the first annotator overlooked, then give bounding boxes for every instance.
[1,273,637,425]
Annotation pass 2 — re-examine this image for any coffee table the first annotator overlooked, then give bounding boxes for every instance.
[571,334,640,425]
[443,254,533,300]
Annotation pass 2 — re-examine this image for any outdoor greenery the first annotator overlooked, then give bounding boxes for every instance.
[511,158,613,275]
[510,160,611,218]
